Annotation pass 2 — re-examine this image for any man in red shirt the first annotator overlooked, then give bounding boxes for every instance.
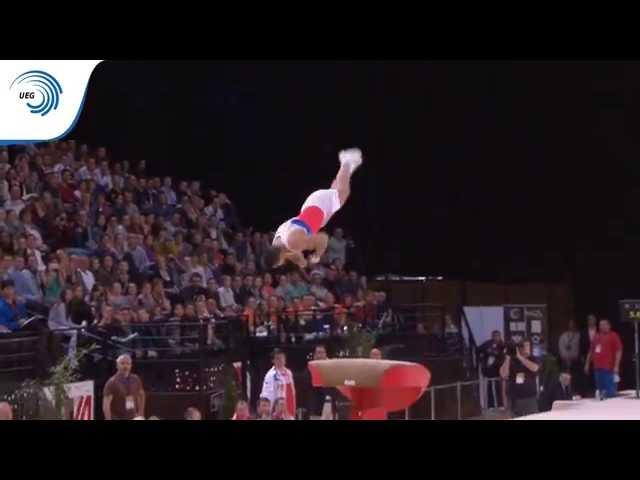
[584,318,622,399]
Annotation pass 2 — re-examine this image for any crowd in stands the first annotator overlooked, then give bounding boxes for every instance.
[0,141,392,365]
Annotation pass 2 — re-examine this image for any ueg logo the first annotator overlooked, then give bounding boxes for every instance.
[10,70,62,117]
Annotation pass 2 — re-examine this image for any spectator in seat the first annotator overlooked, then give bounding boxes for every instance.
[286,271,309,301]
[96,160,113,193]
[68,283,93,326]
[265,295,281,333]
[149,254,178,291]
[25,234,46,273]
[243,296,258,334]
[251,232,267,271]
[0,278,50,374]
[363,290,379,328]
[95,255,116,288]
[252,276,264,303]
[48,287,79,360]
[20,209,44,250]
[123,191,139,217]
[256,397,271,420]
[162,177,177,206]
[124,234,150,281]
[181,272,207,304]
[154,193,174,220]
[150,281,172,315]
[108,281,130,310]
[5,210,22,238]
[231,400,251,420]
[261,272,275,300]
[4,185,25,215]
[103,354,146,421]
[135,281,154,311]
[205,278,220,301]
[89,214,107,250]
[370,348,383,360]
[0,402,13,420]
[500,339,540,417]
[336,270,359,299]
[584,318,622,399]
[111,193,126,219]
[231,275,243,304]
[220,252,237,277]
[173,232,192,260]
[75,256,96,297]
[232,231,251,264]
[132,308,158,359]
[206,297,224,319]
[76,157,97,182]
[237,275,254,307]
[540,371,574,412]
[184,407,202,420]
[332,257,346,275]
[274,274,290,301]
[11,255,44,305]
[272,397,294,420]
[310,271,328,301]
[322,264,339,295]
[0,279,28,333]
[125,282,139,307]
[43,261,65,307]
[217,275,237,310]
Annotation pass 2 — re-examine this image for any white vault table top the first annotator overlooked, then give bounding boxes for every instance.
[516,390,640,420]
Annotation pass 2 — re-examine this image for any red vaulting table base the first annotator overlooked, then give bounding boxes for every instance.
[308,359,431,420]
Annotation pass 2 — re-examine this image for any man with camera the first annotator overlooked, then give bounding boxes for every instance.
[500,338,540,417]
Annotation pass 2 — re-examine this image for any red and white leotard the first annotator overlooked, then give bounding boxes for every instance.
[273,189,341,249]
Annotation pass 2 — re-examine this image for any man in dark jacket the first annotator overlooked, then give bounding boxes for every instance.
[540,371,574,412]
[306,344,337,419]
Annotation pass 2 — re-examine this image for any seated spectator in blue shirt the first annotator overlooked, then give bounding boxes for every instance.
[335,270,360,299]
[0,279,28,332]
[8,255,43,304]
[286,272,310,301]
[154,193,174,219]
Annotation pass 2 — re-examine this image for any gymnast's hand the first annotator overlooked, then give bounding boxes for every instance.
[339,148,362,164]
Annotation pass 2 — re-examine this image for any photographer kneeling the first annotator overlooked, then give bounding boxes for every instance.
[500,338,540,418]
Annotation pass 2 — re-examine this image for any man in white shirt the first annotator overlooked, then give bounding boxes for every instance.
[20,210,44,249]
[326,227,348,265]
[162,177,177,206]
[75,256,96,296]
[25,234,46,272]
[76,157,99,183]
[96,160,113,192]
[217,275,237,309]
[558,319,580,372]
[3,186,25,215]
[579,314,599,396]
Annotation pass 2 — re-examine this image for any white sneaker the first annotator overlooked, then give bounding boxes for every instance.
[339,148,363,174]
